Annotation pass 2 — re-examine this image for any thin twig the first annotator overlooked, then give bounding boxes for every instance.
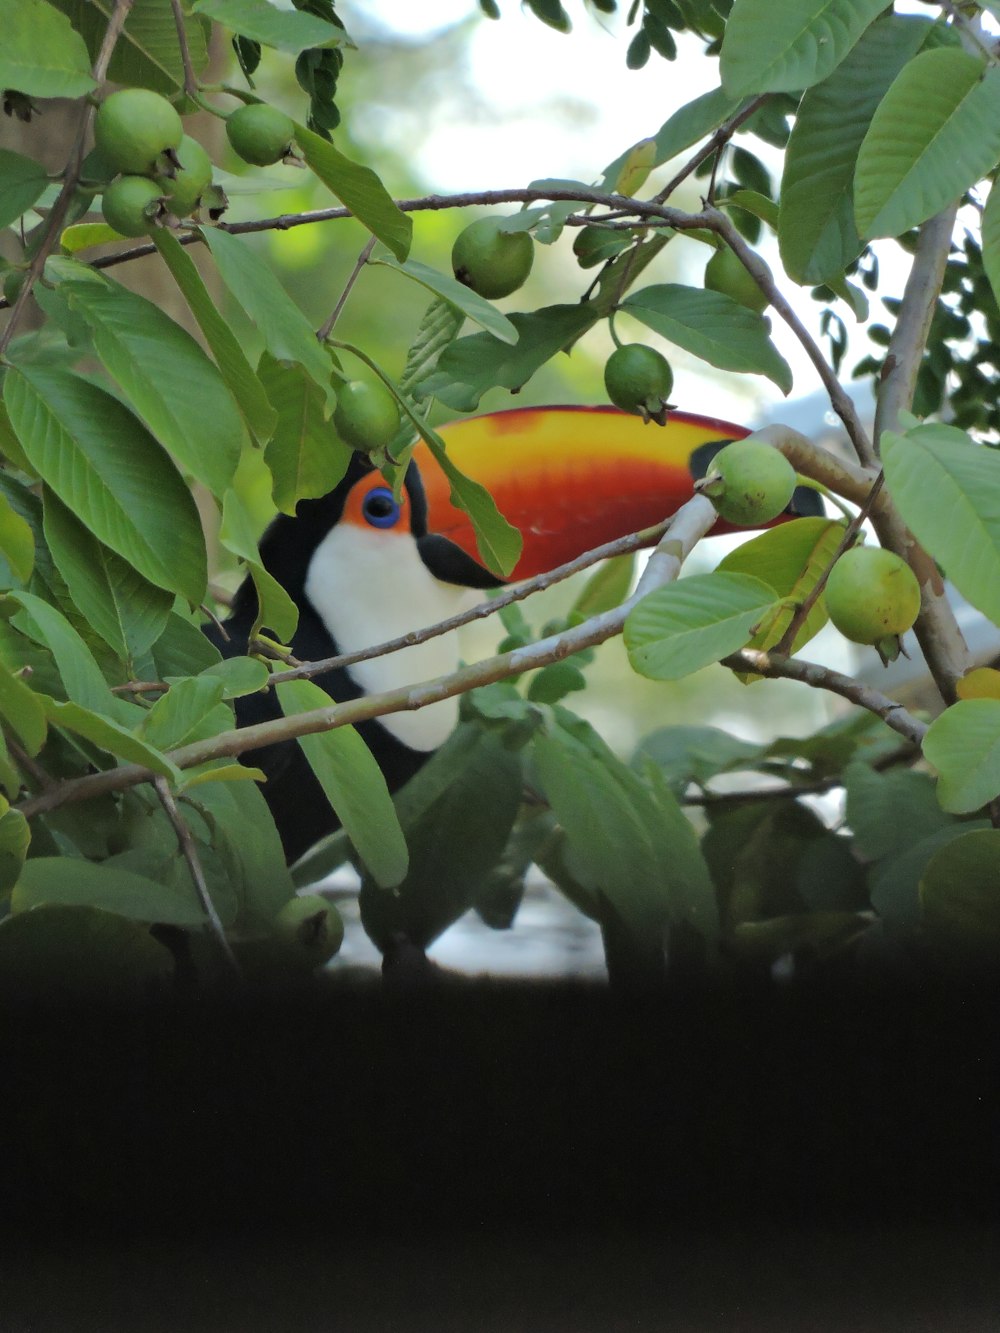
[652,96,767,205]
[14,497,720,818]
[110,680,169,695]
[168,0,199,99]
[722,649,928,746]
[269,516,670,685]
[0,0,134,355]
[153,776,241,975]
[317,235,376,342]
[7,736,55,791]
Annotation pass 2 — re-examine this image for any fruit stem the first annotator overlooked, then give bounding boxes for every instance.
[608,312,624,349]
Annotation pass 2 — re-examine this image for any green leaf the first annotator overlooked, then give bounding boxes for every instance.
[0,490,34,584]
[43,491,172,664]
[534,711,717,949]
[296,124,412,263]
[981,181,1000,315]
[276,679,408,889]
[3,362,207,605]
[58,222,122,254]
[780,16,937,284]
[13,856,208,926]
[0,806,29,897]
[150,613,222,681]
[43,697,180,779]
[418,303,600,411]
[358,723,522,949]
[10,589,121,717]
[0,905,173,1000]
[871,822,985,933]
[844,760,953,861]
[199,655,269,699]
[645,85,745,173]
[634,725,767,791]
[621,284,792,393]
[921,829,1000,957]
[720,0,889,98]
[373,257,517,344]
[625,572,779,680]
[203,227,336,402]
[186,779,294,925]
[257,353,350,515]
[0,149,49,230]
[397,298,466,404]
[570,554,636,619]
[717,516,843,657]
[54,275,244,496]
[415,422,522,580]
[51,0,209,94]
[0,0,96,97]
[882,424,1000,624]
[192,0,347,51]
[923,700,1000,814]
[722,189,779,231]
[0,660,46,755]
[138,675,229,752]
[153,230,278,447]
[219,490,298,642]
[855,49,1000,240]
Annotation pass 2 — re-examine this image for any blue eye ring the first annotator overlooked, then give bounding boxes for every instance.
[361,486,401,529]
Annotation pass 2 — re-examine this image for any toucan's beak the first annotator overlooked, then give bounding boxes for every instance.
[413,405,767,583]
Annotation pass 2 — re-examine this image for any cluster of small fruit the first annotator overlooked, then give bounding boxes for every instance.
[95,89,295,238]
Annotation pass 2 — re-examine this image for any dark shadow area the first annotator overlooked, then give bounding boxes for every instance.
[2,974,998,1327]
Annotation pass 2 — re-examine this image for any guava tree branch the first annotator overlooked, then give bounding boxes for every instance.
[749,423,881,507]
[698,206,876,469]
[722,650,927,746]
[15,497,720,818]
[870,204,970,703]
[652,96,768,205]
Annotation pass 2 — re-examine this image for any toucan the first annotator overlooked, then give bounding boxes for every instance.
[206,406,820,864]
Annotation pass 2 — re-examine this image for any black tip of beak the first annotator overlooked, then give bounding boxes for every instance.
[416,533,505,589]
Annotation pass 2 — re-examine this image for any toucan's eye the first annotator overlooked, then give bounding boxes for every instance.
[361,486,401,529]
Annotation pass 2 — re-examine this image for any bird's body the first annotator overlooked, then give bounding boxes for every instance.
[207,407,819,865]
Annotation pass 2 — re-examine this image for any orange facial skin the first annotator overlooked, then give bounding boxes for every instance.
[413,405,751,581]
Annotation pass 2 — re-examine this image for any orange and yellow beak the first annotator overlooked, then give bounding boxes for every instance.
[414,405,753,582]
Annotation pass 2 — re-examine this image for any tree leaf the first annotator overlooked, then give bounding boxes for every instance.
[921,829,1000,957]
[618,85,744,182]
[0,905,173,999]
[192,0,347,51]
[855,48,1000,240]
[199,655,269,699]
[0,661,46,755]
[634,724,767,791]
[570,554,636,619]
[621,284,793,393]
[624,572,779,680]
[882,424,1000,624]
[358,723,522,949]
[717,516,843,657]
[13,856,207,926]
[50,0,209,94]
[219,489,298,643]
[720,0,889,98]
[138,675,229,752]
[843,760,953,862]
[373,257,518,344]
[0,149,49,230]
[43,490,172,665]
[0,490,34,585]
[414,421,522,579]
[296,124,412,263]
[257,352,350,515]
[184,778,294,925]
[276,679,409,889]
[0,807,30,897]
[982,181,1000,316]
[922,699,1000,814]
[0,0,96,97]
[10,590,123,718]
[43,698,180,781]
[3,362,207,605]
[153,230,278,447]
[54,275,244,496]
[202,226,336,402]
[780,15,941,284]
[418,303,600,411]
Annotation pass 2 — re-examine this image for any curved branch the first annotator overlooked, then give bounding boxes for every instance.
[723,650,928,746]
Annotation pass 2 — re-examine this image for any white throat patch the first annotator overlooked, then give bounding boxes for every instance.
[304,524,481,751]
